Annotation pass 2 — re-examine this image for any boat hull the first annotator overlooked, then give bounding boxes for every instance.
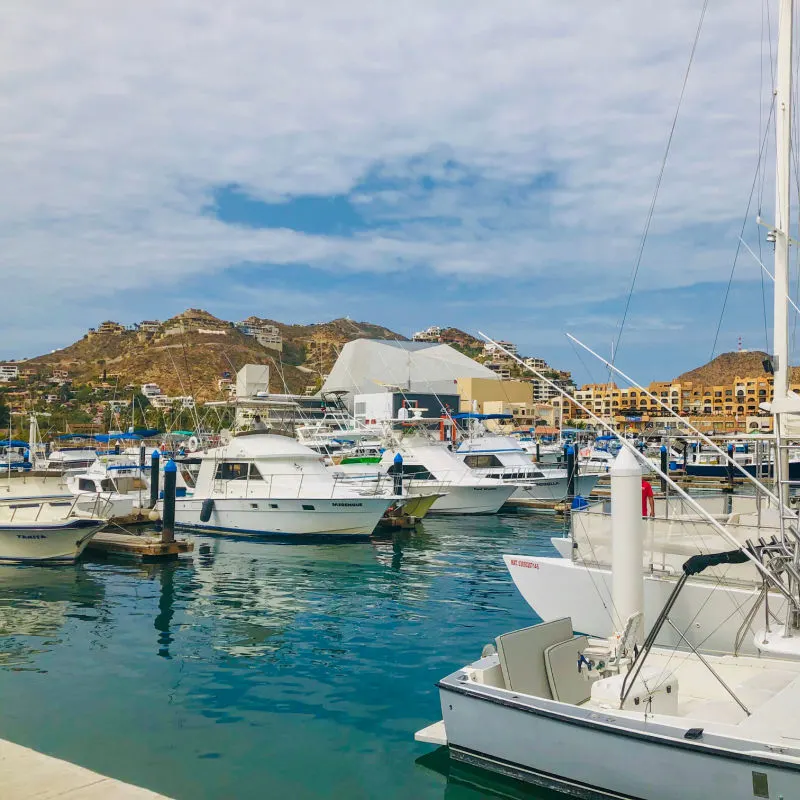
[171,496,392,537]
[407,483,515,515]
[0,519,103,563]
[439,678,800,800]
[510,474,599,502]
[503,554,773,656]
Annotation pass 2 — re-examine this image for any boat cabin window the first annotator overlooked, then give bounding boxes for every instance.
[179,466,197,488]
[463,454,504,469]
[214,462,262,481]
[100,478,116,492]
[386,463,434,480]
[249,464,263,480]
[78,478,97,492]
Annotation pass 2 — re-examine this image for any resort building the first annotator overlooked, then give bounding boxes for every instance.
[0,365,20,382]
[136,320,161,333]
[484,362,512,380]
[481,400,557,429]
[456,377,533,413]
[95,321,126,335]
[483,340,518,358]
[412,326,443,343]
[555,373,786,433]
[523,357,547,370]
[141,383,162,398]
[173,396,196,409]
[148,395,174,410]
[236,318,283,351]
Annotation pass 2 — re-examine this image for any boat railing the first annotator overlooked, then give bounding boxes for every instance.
[211,470,390,500]
[2,490,111,523]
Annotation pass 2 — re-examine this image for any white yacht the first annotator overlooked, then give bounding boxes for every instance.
[36,445,99,474]
[167,433,394,539]
[379,436,516,515]
[418,451,800,799]
[0,494,109,563]
[506,491,780,657]
[66,455,152,519]
[457,435,600,501]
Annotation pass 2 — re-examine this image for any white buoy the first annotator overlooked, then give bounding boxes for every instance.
[610,446,644,634]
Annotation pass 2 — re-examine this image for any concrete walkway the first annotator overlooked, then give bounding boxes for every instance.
[0,739,171,799]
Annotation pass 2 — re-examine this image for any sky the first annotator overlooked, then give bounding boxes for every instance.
[0,1,795,384]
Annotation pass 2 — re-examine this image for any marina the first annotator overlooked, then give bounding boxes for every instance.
[6,0,800,796]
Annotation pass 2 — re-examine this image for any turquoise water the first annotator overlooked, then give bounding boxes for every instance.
[0,512,571,799]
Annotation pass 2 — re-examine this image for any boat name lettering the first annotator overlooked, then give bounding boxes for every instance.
[331,502,363,507]
[16,534,47,540]
[509,558,538,570]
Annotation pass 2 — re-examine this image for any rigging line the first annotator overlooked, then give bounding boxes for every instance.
[614,0,710,362]
[165,349,202,435]
[568,336,600,389]
[178,334,202,431]
[710,98,776,359]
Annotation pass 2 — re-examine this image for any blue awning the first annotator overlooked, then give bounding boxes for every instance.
[59,433,97,440]
[0,440,28,447]
[94,433,142,442]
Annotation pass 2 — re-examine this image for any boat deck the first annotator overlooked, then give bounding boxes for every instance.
[586,649,800,735]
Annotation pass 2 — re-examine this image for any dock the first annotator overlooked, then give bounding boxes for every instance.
[0,737,170,799]
[87,529,194,559]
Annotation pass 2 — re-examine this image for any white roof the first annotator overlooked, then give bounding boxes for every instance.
[321,339,497,403]
[203,433,321,461]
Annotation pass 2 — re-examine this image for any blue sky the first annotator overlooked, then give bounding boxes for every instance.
[0,1,793,385]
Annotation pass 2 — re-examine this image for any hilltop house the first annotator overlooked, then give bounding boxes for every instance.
[235,318,283,351]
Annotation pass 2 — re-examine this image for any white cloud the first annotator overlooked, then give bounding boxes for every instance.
[0,0,779,351]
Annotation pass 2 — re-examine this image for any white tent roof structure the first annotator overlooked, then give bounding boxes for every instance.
[320,339,498,404]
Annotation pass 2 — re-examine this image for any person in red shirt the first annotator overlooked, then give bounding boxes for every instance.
[641,478,655,518]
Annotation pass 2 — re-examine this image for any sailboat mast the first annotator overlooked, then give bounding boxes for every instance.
[773,0,794,506]
[774,0,793,408]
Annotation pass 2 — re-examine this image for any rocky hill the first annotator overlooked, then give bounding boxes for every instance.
[21,310,406,401]
[675,350,799,384]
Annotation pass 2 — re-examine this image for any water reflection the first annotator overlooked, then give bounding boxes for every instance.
[417,747,567,800]
[0,566,105,669]
[0,515,565,800]
[154,562,177,659]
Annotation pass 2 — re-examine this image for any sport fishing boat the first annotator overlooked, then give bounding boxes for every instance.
[379,435,516,514]
[456,433,600,501]
[167,432,394,538]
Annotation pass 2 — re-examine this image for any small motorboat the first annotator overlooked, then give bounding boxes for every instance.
[0,495,110,563]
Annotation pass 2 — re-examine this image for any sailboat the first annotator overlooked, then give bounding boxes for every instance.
[416,3,800,795]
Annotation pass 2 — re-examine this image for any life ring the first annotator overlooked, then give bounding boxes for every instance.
[187,436,200,453]
[579,447,592,458]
